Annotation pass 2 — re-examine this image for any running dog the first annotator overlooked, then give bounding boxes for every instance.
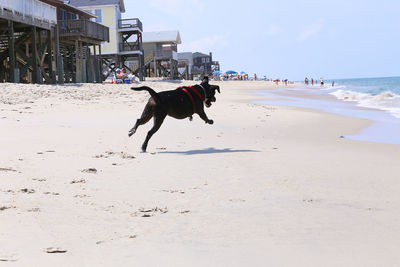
[128,77,220,152]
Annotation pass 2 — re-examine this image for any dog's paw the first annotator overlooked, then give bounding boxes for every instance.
[128,129,136,137]
[207,120,214,125]
[141,145,147,152]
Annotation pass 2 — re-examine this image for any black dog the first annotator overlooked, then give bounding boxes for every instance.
[128,77,220,152]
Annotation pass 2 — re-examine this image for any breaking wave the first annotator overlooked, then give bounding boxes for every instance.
[330,89,400,118]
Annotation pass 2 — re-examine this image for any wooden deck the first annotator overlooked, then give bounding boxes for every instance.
[58,19,109,43]
[118,18,142,32]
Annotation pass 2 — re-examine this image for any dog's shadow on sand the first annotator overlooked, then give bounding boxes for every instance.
[158,147,260,155]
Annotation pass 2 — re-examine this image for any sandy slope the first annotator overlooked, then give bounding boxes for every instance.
[1,80,400,266]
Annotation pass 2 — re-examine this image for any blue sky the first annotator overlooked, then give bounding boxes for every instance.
[124,0,400,80]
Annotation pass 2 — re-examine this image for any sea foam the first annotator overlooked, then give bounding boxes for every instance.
[330,89,400,118]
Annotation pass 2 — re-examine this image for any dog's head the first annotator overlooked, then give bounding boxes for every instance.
[201,76,220,108]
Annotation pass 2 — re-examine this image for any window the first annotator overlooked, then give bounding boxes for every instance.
[206,58,210,63]
[202,58,206,63]
[60,9,66,20]
[95,9,102,23]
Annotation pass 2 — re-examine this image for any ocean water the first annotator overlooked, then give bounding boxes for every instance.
[327,77,400,118]
[254,76,400,144]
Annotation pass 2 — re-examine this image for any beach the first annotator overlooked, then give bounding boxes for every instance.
[1,80,400,266]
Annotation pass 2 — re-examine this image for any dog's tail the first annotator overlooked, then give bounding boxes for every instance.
[131,86,159,102]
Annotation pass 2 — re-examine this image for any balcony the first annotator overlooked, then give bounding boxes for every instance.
[119,42,142,55]
[58,19,109,42]
[0,0,57,29]
[154,50,178,61]
[118,18,143,32]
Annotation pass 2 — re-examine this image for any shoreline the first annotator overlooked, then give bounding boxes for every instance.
[250,85,400,145]
[1,81,400,266]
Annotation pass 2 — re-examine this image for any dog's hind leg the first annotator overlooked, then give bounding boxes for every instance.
[141,113,166,152]
[128,105,153,137]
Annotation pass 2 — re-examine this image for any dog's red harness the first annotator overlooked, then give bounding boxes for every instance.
[180,86,204,113]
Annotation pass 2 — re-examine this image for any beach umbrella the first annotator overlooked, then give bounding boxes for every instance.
[213,70,222,75]
[225,70,237,75]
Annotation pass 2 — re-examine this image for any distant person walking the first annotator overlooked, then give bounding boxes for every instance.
[305,77,309,85]
[311,78,314,85]
[332,81,335,87]
[320,77,324,86]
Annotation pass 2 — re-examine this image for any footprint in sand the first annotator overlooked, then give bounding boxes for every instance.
[96,235,137,245]
[0,206,16,211]
[0,254,18,262]
[93,151,135,159]
[74,194,90,198]
[19,188,35,194]
[131,207,168,217]
[44,247,67,254]
[70,179,86,184]
[81,168,98,174]
[160,189,185,194]
[33,178,47,182]
[43,192,60,196]
[180,210,191,214]
[0,168,17,172]
[27,208,40,212]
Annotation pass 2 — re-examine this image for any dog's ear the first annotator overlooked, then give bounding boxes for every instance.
[202,76,209,84]
[211,85,220,93]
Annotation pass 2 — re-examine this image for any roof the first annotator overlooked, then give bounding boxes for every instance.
[40,0,96,18]
[69,0,125,13]
[192,52,210,58]
[143,31,182,44]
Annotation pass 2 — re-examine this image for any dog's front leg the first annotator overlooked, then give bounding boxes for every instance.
[198,110,213,124]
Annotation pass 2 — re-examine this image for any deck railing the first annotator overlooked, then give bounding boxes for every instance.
[58,19,109,42]
[118,18,143,32]
[119,42,142,52]
[0,0,57,24]
[154,50,178,61]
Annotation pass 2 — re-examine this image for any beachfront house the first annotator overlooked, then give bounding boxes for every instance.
[0,0,58,83]
[178,52,194,80]
[68,0,145,80]
[192,52,220,76]
[0,0,109,84]
[41,0,109,83]
[142,31,181,79]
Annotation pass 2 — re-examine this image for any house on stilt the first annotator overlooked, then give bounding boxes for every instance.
[0,0,57,83]
[41,0,109,83]
[142,30,181,80]
[68,0,145,81]
[0,0,109,84]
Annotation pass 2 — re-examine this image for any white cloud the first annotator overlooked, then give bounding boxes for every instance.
[297,22,324,42]
[180,33,230,53]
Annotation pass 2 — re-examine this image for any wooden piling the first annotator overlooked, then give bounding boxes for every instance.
[8,20,16,83]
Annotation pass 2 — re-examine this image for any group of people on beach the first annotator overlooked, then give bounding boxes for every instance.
[111,68,138,84]
[305,77,325,86]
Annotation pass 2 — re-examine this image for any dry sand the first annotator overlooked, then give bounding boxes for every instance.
[1,80,400,266]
